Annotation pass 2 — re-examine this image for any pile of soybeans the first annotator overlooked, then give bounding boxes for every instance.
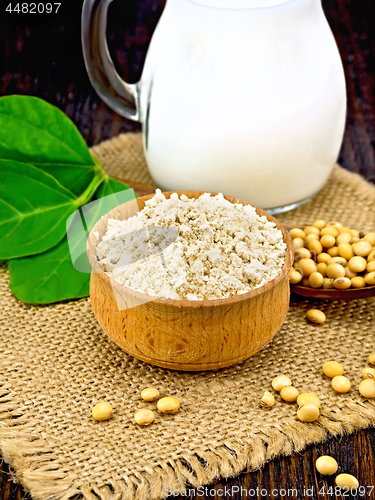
[287,220,375,290]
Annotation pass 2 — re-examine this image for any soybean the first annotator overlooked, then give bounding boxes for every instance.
[92,402,113,421]
[348,256,367,273]
[333,277,351,290]
[134,409,155,425]
[309,272,324,288]
[359,379,375,398]
[308,239,323,254]
[280,386,299,402]
[338,243,355,261]
[271,375,292,392]
[321,227,339,238]
[298,259,317,277]
[365,271,375,285]
[260,391,275,408]
[362,367,375,379]
[297,403,319,422]
[316,263,327,276]
[322,278,334,289]
[327,246,339,257]
[289,228,306,240]
[353,240,372,257]
[345,266,357,279]
[293,238,305,251]
[157,397,180,414]
[306,309,326,324]
[363,232,375,246]
[304,226,320,236]
[327,256,347,267]
[315,456,338,475]
[297,393,321,408]
[323,361,344,378]
[288,269,302,284]
[331,375,351,393]
[141,387,160,402]
[351,276,366,288]
[313,219,326,230]
[335,474,359,489]
[327,221,342,229]
[336,232,352,245]
[320,234,336,249]
[326,263,345,279]
[317,252,331,264]
[305,234,319,245]
[294,247,311,260]
[338,226,352,234]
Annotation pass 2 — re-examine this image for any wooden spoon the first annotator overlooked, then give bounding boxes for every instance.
[285,226,375,300]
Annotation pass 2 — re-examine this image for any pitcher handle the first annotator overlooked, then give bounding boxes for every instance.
[81,0,140,122]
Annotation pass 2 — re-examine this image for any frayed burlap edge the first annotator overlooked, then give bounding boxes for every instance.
[1,386,375,500]
[1,133,375,500]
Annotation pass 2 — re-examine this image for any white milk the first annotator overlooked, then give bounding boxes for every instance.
[139,0,346,211]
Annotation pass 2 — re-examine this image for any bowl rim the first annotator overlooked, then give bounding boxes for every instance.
[87,190,293,308]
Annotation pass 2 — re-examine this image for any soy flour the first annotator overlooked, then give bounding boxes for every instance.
[96,190,287,300]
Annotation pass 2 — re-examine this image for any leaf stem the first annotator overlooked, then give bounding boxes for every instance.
[77,157,106,207]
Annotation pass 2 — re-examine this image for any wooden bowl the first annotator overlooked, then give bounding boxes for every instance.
[87,191,293,371]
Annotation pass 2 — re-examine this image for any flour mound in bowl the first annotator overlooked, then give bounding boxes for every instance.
[96,190,287,300]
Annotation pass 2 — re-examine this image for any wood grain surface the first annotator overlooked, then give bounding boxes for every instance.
[1,0,375,498]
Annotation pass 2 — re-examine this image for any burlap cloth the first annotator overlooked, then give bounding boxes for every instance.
[1,132,375,500]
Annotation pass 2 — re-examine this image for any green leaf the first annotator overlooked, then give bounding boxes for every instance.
[0,95,97,196]
[9,177,136,304]
[95,176,134,200]
[67,177,136,274]
[0,159,79,259]
[84,176,136,236]
[9,236,90,304]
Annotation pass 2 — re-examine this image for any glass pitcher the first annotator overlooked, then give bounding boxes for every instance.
[82,0,346,213]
